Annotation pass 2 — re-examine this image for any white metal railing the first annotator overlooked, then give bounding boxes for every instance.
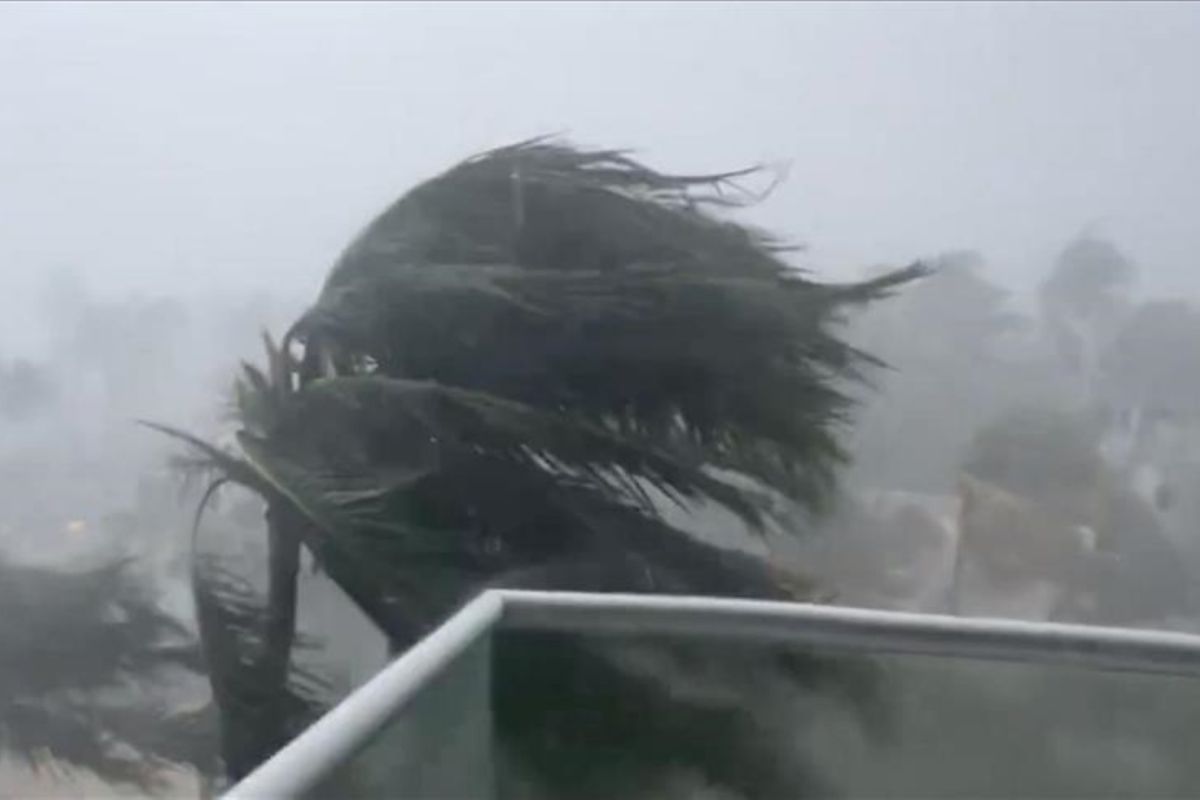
[225,590,1200,799]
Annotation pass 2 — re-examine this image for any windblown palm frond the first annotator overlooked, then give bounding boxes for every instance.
[191,556,332,781]
[291,140,924,506]
[0,556,208,790]
[156,138,921,797]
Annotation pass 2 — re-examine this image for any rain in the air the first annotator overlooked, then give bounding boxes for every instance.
[2,3,1200,798]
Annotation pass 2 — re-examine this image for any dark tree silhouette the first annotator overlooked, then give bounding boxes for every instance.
[0,556,211,791]
[1040,234,1136,385]
[156,139,921,797]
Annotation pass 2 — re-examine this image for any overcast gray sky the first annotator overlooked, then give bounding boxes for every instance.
[3,1,1200,351]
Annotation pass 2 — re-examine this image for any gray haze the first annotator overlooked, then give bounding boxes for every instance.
[7,4,1200,796]
[4,2,1200,353]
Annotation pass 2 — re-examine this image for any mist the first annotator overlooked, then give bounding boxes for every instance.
[4,2,1200,797]
[5,2,1200,339]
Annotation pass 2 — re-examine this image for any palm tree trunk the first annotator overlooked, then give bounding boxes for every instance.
[262,504,301,694]
[218,505,302,781]
[256,505,302,756]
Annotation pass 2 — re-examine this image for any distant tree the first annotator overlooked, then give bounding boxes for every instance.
[962,406,1103,509]
[1096,299,1200,573]
[961,405,1192,625]
[1042,236,1136,319]
[156,139,921,797]
[1101,299,1200,423]
[894,250,1020,360]
[1039,234,1137,388]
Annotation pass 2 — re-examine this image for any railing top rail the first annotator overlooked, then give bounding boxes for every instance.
[496,589,1200,676]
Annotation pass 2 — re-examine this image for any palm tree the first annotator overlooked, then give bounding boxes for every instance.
[155,139,922,797]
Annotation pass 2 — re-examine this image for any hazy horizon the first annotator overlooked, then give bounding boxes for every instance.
[4,2,1200,355]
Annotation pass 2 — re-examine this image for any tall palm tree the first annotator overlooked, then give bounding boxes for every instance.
[156,139,922,797]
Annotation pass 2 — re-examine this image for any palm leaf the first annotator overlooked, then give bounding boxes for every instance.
[0,557,205,790]
[191,556,332,780]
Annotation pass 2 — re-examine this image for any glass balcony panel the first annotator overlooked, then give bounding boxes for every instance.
[303,634,495,800]
[488,630,1200,799]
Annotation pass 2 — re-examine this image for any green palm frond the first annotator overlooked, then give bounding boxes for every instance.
[275,375,774,525]
[290,261,924,509]
[0,557,205,790]
[288,138,925,510]
[191,556,332,780]
[138,421,269,499]
[325,139,793,287]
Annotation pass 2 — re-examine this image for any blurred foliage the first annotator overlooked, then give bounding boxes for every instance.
[156,138,921,797]
[962,404,1194,624]
[1042,234,1137,319]
[1040,234,1138,382]
[843,252,1059,494]
[1102,298,1200,416]
[963,406,1103,503]
[0,555,214,791]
